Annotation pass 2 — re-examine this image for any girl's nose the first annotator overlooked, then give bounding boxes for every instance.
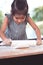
[18,19,21,22]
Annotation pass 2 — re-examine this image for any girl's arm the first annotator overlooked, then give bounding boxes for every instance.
[0,16,8,40]
[0,17,12,45]
[26,16,42,45]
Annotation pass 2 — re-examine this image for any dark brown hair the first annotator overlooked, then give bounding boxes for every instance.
[11,0,28,15]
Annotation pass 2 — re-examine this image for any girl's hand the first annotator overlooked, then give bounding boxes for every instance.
[3,38,12,46]
[36,39,42,45]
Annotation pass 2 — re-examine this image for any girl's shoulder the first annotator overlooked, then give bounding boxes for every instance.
[25,13,30,21]
[26,13,30,17]
[5,14,13,23]
[5,14,11,19]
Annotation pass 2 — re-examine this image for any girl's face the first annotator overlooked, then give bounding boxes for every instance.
[13,14,26,23]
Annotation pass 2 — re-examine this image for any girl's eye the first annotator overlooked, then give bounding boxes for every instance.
[16,17,19,19]
[15,17,25,19]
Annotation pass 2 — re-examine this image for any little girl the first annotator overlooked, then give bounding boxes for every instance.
[0,0,42,45]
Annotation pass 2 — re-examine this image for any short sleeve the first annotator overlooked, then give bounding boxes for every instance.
[26,13,30,17]
[5,14,12,23]
[25,13,30,23]
[5,14,11,19]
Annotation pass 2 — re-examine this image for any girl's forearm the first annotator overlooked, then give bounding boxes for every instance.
[0,31,7,41]
[35,28,41,40]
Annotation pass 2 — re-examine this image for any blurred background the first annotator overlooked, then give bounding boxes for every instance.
[0,0,43,39]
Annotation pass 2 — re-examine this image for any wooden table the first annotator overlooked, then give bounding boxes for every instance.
[0,43,43,59]
[0,40,43,65]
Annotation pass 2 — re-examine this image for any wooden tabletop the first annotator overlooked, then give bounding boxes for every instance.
[0,39,43,59]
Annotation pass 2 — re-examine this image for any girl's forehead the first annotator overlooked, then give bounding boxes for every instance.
[14,14,26,17]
